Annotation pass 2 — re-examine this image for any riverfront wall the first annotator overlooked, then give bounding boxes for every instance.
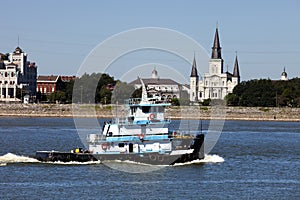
[0,103,299,122]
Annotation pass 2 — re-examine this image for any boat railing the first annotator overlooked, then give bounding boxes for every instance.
[125,98,141,105]
[117,118,171,125]
[125,98,170,105]
[168,129,206,138]
[87,134,106,144]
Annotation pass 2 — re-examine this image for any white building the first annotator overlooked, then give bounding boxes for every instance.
[0,47,37,102]
[190,28,240,102]
[130,68,188,101]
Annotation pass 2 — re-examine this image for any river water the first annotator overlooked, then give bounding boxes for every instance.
[0,117,299,199]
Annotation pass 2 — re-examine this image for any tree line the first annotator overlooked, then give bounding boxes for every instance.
[37,73,136,104]
[36,72,300,107]
[226,78,300,107]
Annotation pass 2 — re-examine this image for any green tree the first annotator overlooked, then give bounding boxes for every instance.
[171,98,180,106]
[230,78,300,107]
[131,87,142,98]
[111,81,135,104]
[225,93,239,106]
[48,91,66,103]
[201,98,211,106]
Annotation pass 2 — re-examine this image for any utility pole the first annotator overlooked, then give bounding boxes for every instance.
[80,86,83,104]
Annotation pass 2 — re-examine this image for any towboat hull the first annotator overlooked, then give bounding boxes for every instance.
[93,134,204,165]
[35,134,204,165]
[35,151,97,162]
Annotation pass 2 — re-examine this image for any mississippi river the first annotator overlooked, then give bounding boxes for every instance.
[0,118,299,199]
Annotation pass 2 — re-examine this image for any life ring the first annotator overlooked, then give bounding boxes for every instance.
[149,113,155,120]
[158,155,164,162]
[101,143,108,150]
[137,134,145,140]
[149,154,156,161]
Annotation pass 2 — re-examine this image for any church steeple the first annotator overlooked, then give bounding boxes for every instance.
[190,55,199,77]
[211,27,222,59]
[190,54,199,102]
[281,67,288,81]
[233,53,240,78]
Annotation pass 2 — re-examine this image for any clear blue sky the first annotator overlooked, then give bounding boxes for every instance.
[1,0,299,82]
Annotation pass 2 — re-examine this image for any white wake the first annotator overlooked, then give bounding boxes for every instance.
[0,153,224,167]
[48,160,101,165]
[173,154,225,166]
[0,153,39,166]
[0,153,101,166]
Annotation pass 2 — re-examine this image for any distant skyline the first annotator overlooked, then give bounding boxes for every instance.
[1,0,299,83]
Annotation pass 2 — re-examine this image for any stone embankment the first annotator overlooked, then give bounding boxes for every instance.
[0,103,299,122]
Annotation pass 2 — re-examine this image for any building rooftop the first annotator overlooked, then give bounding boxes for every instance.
[37,75,59,82]
[130,78,180,86]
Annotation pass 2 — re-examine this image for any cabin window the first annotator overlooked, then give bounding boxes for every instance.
[118,143,125,147]
[129,143,133,153]
[141,106,151,113]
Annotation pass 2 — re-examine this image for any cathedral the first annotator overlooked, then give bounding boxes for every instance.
[190,27,240,102]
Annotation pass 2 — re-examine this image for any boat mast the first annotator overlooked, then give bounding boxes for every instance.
[139,77,149,104]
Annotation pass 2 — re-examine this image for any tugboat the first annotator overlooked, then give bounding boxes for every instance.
[36,79,205,165]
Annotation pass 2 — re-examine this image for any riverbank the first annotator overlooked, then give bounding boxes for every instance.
[0,103,299,122]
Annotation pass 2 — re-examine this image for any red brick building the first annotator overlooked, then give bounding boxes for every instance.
[61,75,76,82]
[36,75,62,94]
[37,75,76,94]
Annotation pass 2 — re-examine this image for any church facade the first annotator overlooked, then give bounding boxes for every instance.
[190,28,240,102]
